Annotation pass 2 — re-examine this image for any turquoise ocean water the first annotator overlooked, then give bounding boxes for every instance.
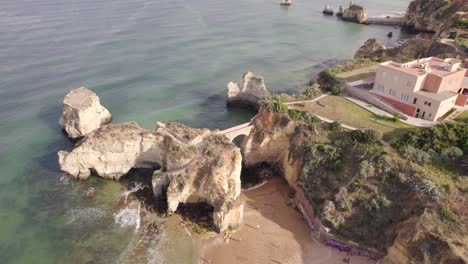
[0,0,410,263]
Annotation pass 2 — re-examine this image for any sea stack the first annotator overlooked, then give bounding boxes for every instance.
[342,1,368,23]
[336,5,344,17]
[59,87,112,139]
[323,4,334,15]
[227,72,271,108]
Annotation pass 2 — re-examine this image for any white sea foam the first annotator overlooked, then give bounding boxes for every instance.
[121,182,145,204]
[114,201,141,230]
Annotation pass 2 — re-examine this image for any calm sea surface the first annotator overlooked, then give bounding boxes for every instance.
[0,0,410,263]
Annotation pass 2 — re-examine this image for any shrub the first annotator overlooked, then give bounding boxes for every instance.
[260,97,288,113]
[440,204,458,222]
[393,112,400,122]
[288,109,301,121]
[351,129,382,144]
[400,145,431,165]
[358,160,375,179]
[321,200,345,228]
[329,85,340,95]
[440,146,463,160]
[453,19,468,30]
[303,83,322,98]
[397,122,468,154]
[365,194,391,212]
[329,121,342,131]
[410,178,441,201]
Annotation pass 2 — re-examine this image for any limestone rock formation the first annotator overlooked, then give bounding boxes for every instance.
[227,72,270,107]
[241,107,302,186]
[58,120,243,232]
[58,122,174,180]
[59,87,112,139]
[323,4,333,15]
[342,3,368,23]
[354,38,386,60]
[404,0,468,36]
[152,133,243,232]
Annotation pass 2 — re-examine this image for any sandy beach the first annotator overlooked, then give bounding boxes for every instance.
[200,177,376,264]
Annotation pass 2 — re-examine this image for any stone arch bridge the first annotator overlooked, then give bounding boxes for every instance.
[218,122,253,141]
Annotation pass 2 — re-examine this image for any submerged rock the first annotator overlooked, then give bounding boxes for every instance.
[59,87,112,139]
[342,3,368,23]
[227,72,270,108]
[83,187,96,200]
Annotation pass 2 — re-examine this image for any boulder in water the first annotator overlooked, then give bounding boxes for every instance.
[59,87,112,139]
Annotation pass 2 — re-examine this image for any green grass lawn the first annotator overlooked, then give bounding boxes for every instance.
[454,111,468,122]
[293,95,413,139]
[335,64,378,83]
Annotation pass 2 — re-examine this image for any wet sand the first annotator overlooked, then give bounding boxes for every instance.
[200,177,376,264]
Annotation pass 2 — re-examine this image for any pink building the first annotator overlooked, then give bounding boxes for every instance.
[371,57,467,121]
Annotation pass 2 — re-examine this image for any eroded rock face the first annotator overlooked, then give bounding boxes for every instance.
[342,4,368,23]
[58,122,182,180]
[404,0,468,36]
[354,38,386,60]
[354,38,441,62]
[58,120,243,232]
[382,211,468,264]
[241,107,303,186]
[227,72,270,107]
[152,134,243,232]
[59,87,112,139]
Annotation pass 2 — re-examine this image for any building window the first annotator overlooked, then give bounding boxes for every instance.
[388,88,396,96]
[406,80,412,87]
[429,113,432,117]
[428,102,431,107]
[413,97,417,104]
[424,101,427,105]
[401,93,409,102]
[377,84,385,92]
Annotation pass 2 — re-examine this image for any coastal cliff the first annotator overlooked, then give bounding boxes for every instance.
[404,0,468,36]
[240,101,468,263]
[354,37,464,62]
